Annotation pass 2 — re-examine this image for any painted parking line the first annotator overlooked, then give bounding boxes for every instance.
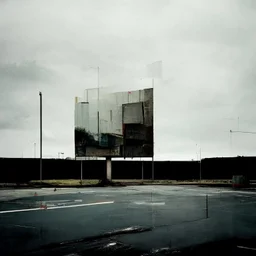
[45,201,114,210]
[43,200,71,203]
[39,199,83,204]
[79,191,95,194]
[0,201,114,214]
[0,207,41,214]
[133,201,165,206]
[221,191,256,195]
[237,245,256,251]
[14,225,37,229]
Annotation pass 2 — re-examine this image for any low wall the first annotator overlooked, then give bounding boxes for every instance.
[0,156,254,183]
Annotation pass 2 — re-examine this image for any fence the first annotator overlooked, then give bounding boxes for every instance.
[0,156,255,183]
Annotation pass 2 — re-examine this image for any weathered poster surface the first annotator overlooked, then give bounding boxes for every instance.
[75,88,153,157]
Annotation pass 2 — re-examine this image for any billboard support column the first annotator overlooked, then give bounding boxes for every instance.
[106,157,112,181]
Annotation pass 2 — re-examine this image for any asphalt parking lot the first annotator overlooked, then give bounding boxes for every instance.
[0,185,256,255]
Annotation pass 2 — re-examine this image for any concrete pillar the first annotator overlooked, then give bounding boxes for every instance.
[106,157,112,181]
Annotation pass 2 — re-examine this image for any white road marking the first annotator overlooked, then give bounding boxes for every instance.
[133,201,165,206]
[105,242,117,248]
[43,200,71,203]
[45,204,55,207]
[46,201,114,210]
[41,199,83,204]
[0,201,114,214]
[41,188,72,190]
[0,208,42,214]
[193,194,215,197]
[221,190,256,195]
[237,245,256,251]
[14,224,36,229]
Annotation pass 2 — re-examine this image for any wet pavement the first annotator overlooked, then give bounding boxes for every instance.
[0,186,256,255]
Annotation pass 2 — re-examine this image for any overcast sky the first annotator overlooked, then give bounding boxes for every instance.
[1,0,256,160]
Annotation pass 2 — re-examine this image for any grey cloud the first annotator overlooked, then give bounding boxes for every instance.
[0,113,29,130]
[1,0,256,159]
[0,61,54,84]
[235,0,256,10]
[0,61,55,132]
[0,101,32,131]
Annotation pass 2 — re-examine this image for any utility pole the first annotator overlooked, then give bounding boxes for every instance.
[34,143,36,158]
[199,148,202,182]
[97,67,99,105]
[39,92,42,183]
[152,78,154,180]
[97,66,100,143]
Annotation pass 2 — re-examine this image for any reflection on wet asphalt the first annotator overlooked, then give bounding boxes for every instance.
[0,186,255,255]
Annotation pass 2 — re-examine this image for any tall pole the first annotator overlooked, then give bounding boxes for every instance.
[230,130,232,156]
[152,78,154,180]
[39,92,42,183]
[97,66,99,104]
[97,67,100,142]
[195,143,198,161]
[199,148,202,182]
[34,143,36,158]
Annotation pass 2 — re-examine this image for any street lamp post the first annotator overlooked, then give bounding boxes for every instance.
[34,143,36,158]
[196,144,201,181]
[199,147,202,182]
[39,92,42,183]
[96,67,100,142]
[84,87,103,103]
[97,66,99,108]
[152,78,154,180]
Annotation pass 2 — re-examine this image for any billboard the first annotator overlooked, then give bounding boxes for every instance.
[75,88,153,157]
